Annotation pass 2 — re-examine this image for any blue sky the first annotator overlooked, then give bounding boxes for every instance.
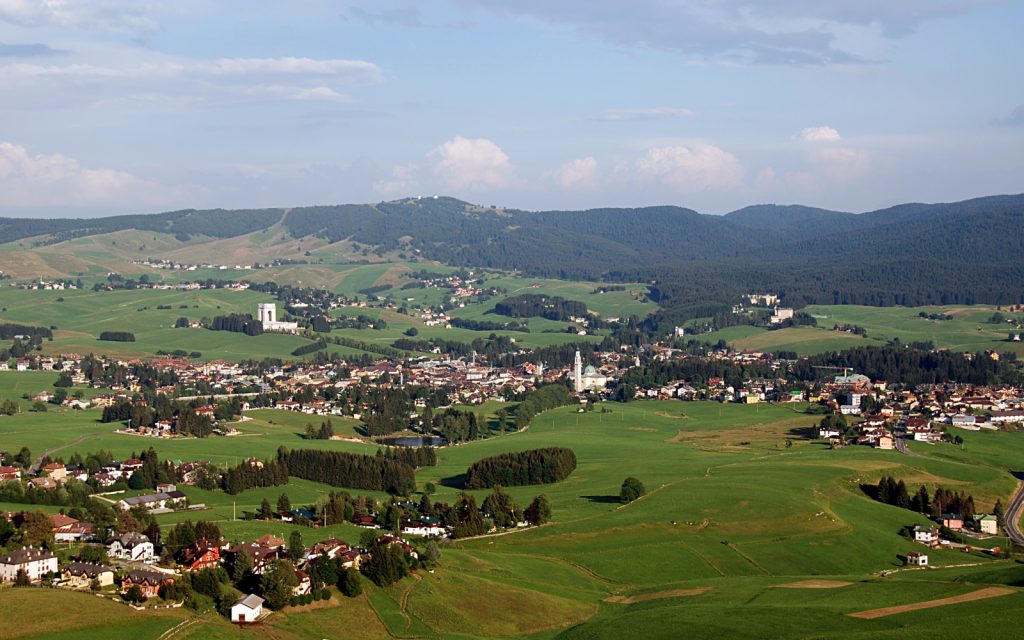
[0,0,1021,216]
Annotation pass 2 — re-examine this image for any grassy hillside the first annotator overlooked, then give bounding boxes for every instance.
[4,399,1024,638]
[700,305,1024,357]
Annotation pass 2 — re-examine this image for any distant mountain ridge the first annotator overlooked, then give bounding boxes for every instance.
[3,193,1023,313]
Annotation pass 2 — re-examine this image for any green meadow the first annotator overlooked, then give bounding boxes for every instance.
[699,304,1024,356]
[4,398,1024,638]
[0,266,651,361]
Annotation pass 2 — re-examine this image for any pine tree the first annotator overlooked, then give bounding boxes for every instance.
[895,480,911,509]
[288,530,304,561]
[876,477,890,504]
[915,486,931,514]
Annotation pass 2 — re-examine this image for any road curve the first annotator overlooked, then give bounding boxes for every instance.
[1004,472,1024,545]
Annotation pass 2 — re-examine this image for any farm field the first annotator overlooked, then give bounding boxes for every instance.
[699,305,1024,357]
[0,265,650,360]
[4,400,1024,638]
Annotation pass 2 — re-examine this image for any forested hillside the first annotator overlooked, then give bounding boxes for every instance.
[4,194,1023,324]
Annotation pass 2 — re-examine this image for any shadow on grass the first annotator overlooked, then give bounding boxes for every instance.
[440,474,467,490]
[786,426,818,440]
[859,483,879,500]
[581,495,620,504]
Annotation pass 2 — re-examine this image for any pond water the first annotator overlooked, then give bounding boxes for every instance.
[376,435,446,447]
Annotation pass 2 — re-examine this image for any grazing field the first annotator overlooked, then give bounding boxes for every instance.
[5,399,1024,638]
[0,266,650,360]
[0,587,186,639]
[701,305,1024,357]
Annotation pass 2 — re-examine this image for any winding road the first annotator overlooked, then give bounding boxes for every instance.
[1003,472,1024,545]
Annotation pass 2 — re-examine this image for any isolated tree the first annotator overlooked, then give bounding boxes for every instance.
[482,486,520,528]
[260,498,273,520]
[384,503,402,533]
[423,540,441,566]
[13,568,30,586]
[14,510,53,548]
[994,499,1005,526]
[231,548,254,582]
[259,560,299,610]
[524,494,552,525]
[452,493,486,538]
[14,446,31,467]
[288,530,304,562]
[311,552,337,587]
[363,542,408,587]
[619,477,646,504]
[124,584,146,603]
[277,493,292,514]
[338,567,362,597]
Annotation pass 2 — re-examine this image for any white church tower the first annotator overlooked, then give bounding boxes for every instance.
[257,303,276,325]
[573,350,583,393]
[256,302,298,333]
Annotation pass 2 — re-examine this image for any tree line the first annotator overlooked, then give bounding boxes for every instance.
[98,331,135,342]
[277,447,417,495]
[873,475,982,520]
[222,459,289,495]
[465,447,577,489]
[494,294,589,322]
[208,313,263,336]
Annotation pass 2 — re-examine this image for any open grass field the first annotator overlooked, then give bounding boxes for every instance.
[703,305,1024,357]
[0,265,649,360]
[6,398,1024,638]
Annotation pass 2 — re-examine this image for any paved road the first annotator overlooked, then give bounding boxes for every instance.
[1003,472,1024,545]
[894,430,914,456]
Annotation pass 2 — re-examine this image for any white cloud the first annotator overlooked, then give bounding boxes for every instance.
[373,163,420,196]
[634,144,745,192]
[592,107,695,122]
[811,146,870,182]
[0,141,193,211]
[553,157,598,190]
[0,49,382,110]
[463,0,999,65]
[800,126,842,142]
[430,136,516,190]
[0,0,160,32]
[0,56,382,82]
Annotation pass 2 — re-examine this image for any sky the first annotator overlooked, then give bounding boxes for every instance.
[0,0,1022,217]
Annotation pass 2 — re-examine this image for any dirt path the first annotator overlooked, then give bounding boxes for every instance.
[29,433,97,473]
[605,587,711,604]
[777,580,852,589]
[848,587,1016,619]
[399,572,422,619]
[616,482,675,510]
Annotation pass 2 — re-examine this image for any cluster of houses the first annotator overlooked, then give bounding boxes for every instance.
[0,527,421,624]
[907,511,1003,566]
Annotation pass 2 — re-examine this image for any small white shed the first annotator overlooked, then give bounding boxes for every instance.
[231,594,264,623]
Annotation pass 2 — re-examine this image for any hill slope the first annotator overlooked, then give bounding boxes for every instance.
[3,193,1023,314]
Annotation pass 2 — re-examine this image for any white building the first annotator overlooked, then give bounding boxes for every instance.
[769,307,795,325]
[232,594,265,623]
[0,546,58,582]
[257,303,299,333]
[571,350,608,393]
[906,551,928,566]
[912,526,937,544]
[106,532,155,563]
